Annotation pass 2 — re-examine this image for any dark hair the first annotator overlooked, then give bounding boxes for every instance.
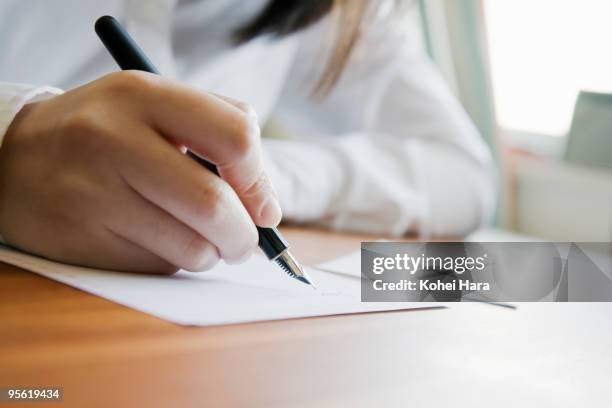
[235,0,368,98]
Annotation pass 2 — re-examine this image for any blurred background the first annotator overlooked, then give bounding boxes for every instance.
[411,0,612,241]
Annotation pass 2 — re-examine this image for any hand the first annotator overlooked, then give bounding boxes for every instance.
[0,71,281,273]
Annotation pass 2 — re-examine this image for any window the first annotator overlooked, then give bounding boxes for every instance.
[483,0,612,137]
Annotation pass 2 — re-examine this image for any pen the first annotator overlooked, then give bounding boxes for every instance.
[94,15,315,288]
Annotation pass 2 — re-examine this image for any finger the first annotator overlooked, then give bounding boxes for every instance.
[33,222,178,275]
[116,124,258,263]
[105,188,220,272]
[208,93,282,225]
[140,76,282,227]
[99,228,179,274]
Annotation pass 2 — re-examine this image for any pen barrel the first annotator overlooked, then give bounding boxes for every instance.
[95,16,160,74]
[258,227,289,260]
[187,151,219,175]
[95,15,289,262]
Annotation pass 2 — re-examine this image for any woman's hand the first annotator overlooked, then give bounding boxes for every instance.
[0,71,281,273]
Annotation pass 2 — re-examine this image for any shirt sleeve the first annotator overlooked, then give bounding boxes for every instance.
[0,82,63,148]
[263,14,496,238]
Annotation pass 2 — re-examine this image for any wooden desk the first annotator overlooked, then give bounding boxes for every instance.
[0,228,421,407]
[2,228,610,407]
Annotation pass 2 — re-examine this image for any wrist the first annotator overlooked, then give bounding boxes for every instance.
[0,84,63,149]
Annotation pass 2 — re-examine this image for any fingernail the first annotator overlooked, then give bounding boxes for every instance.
[259,198,282,227]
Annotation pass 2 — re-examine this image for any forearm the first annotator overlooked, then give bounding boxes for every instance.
[264,135,495,237]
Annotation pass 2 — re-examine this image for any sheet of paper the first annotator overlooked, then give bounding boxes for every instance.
[316,250,363,278]
[0,245,422,326]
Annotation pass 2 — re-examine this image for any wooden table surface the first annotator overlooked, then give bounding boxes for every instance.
[3,228,610,407]
[0,227,430,407]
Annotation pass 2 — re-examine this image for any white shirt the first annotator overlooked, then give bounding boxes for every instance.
[0,0,495,237]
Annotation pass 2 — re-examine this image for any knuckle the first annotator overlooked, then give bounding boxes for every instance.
[59,110,114,152]
[228,109,259,158]
[242,169,272,198]
[61,110,100,135]
[104,71,160,96]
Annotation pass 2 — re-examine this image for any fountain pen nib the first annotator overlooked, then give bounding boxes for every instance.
[275,250,317,289]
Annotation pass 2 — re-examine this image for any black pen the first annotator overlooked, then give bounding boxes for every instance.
[94,15,315,288]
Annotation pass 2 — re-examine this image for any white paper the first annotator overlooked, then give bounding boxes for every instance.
[316,250,363,278]
[0,245,421,326]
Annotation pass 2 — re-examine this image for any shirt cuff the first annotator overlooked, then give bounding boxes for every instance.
[0,83,63,148]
